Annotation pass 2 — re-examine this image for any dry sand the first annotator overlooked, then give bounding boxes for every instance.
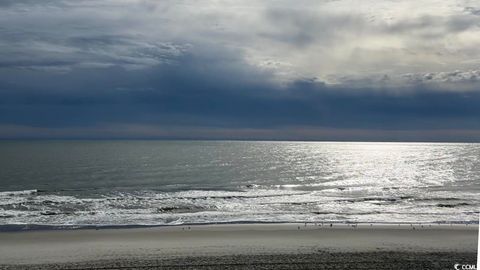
[0,223,477,269]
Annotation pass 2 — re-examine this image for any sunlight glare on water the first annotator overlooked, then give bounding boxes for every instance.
[0,141,478,228]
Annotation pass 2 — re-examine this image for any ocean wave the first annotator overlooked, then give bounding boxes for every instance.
[1,187,479,230]
[0,189,39,197]
[436,203,471,208]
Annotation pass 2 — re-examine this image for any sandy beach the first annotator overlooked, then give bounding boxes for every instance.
[0,223,477,269]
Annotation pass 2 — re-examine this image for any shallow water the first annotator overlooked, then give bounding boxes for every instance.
[0,140,478,229]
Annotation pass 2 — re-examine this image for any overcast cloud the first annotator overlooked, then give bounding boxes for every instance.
[0,0,479,141]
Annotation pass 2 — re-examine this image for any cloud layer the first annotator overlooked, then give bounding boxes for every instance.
[0,0,479,140]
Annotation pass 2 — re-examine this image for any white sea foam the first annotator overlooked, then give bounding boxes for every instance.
[0,190,38,197]
[0,187,478,228]
[0,141,479,229]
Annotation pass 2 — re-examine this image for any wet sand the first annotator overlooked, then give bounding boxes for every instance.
[0,223,477,269]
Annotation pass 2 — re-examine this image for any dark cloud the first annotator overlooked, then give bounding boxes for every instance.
[384,15,480,34]
[0,44,479,141]
[1,0,480,141]
[0,29,188,70]
[0,0,57,7]
[465,6,480,16]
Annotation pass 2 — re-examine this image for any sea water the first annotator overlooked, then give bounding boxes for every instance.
[0,140,478,229]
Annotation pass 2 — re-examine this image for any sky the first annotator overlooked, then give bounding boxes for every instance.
[1,0,480,141]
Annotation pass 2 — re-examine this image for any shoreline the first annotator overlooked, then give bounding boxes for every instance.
[0,223,477,268]
[1,220,478,232]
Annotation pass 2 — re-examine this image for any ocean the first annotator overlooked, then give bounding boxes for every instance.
[0,140,478,230]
